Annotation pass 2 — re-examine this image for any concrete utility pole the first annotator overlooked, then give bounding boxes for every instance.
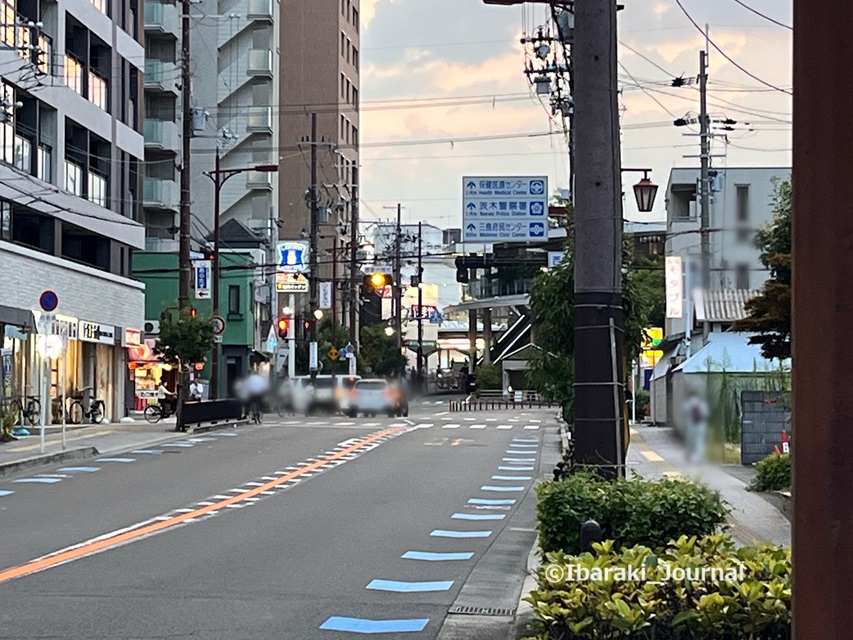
[416,221,424,389]
[177,0,192,310]
[308,112,319,382]
[698,48,711,289]
[393,203,403,377]
[572,0,625,478]
[349,167,360,349]
[792,2,853,637]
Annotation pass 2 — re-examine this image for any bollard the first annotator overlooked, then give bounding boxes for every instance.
[580,520,603,553]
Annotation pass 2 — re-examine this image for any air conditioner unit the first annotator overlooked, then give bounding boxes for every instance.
[143,320,160,335]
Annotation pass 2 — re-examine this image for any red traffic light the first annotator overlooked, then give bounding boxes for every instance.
[277,316,289,338]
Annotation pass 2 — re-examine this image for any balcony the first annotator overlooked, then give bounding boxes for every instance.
[143,59,179,94]
[247,0,272,20]
[246,107,273,132]
[143,177,180,210]
[246,171,273,189]
[247,49,273,76]
[144,1,180,36]
[143,119,180,152]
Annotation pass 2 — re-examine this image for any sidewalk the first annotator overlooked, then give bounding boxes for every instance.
[627,424,791,546]
[0,418,191,477]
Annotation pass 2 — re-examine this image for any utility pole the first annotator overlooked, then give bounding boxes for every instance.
[331,236,338,381]
[416,221,424,390]
[210,147,221,398]
[698,48,711,289]
[308,112,319,382]
[792,2,853,637]
[393,203,403,378]
[572,0,625,478]
[177,0,192,310]
[349,167,360,349]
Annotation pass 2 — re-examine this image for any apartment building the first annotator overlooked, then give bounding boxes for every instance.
[0,0,146,420]
[279,0,360,263]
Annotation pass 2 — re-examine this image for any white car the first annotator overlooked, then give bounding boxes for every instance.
[349,379,398,418]
[291,375,360,415]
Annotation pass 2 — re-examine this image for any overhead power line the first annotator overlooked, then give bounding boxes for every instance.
[673,0,793,96]
[730,0,792,30]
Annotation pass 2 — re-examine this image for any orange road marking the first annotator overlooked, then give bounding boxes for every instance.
[0,425,404,585]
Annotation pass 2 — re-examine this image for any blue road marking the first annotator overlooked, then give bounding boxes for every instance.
[481,485,525,492]
[367,579,454,593]
[498,466,534,471]
[503,457,536,463]
[431,529,492,538]
[0,490,14,496]
[96,457,136,463]
[57,466,100,473]
[492,475,532,481]
[452,513,505,521]
[131,450,163,454]
[468,498,516,505]
[13,477,62,484]
[320,617,430,634]
[402,551,474,561]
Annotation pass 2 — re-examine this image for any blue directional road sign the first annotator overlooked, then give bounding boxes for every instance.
[462,176,549,243]
[429,309,443,324]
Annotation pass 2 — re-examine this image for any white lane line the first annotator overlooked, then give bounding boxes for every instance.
[96,457,137,463]
[442,424,461,429]
[486,418,497,422]
[463,418,476,422]
[470,424,487,429]
[434,411,449,417]
[496,425,513,430]
[415,423,434,429]
[524,425,540,430]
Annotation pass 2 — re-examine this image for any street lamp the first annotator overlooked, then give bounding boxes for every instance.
[313,309,324,320]
[385,326,395,337]
[204,152,278,398]
[622,168,658,213]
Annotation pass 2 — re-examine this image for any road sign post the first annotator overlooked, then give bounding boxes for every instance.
[462,176,549,243]
[37,291,58,454]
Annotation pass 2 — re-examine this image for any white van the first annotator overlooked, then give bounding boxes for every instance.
[291,375,360,415]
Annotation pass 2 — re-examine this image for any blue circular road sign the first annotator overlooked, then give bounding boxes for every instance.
[39,290,58,312]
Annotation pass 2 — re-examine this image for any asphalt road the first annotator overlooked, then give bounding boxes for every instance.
[0,400,555,639]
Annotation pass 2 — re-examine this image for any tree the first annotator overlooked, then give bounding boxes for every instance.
[732,177,792,360]
[154,310,216,430]
[358,324,406,377]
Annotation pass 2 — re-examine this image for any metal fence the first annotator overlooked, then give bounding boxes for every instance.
[740,390,791,464]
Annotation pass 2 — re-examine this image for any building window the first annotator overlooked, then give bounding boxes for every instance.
[346,79,350,103]
[352,47,358,68]
[736,264,750,290]
[352,7,358,30]
[13,134,30,172]
[346,38,351,64]
[352,126,358,147]
[352,87,358,109]
[65,160,83,196]
[88,171,107,207]
[37,34,51,75]
[341,0,345,16]
[88,72,108,111]
[340,32,345,58]
[0,200,9,239]
[340,73,345,99]
[90,0,107,14]
[37,144,51,182]
[64,55,84,95]
[228,285,241,316]
[340,114,345,140]
[736,185,749,222]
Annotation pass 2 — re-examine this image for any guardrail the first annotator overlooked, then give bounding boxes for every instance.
[448,394,555,412]
[178,399,247,432]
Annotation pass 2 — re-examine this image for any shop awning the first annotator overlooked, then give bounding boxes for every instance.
[0,305,35,331]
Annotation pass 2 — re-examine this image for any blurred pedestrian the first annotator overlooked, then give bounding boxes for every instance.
[683,390,709,463]
[189,378,204,402]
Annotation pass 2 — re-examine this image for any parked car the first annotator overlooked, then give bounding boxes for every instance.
[348,379,405,418]
[291,375,361,415]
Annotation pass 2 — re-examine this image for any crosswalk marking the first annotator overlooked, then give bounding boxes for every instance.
[523,425,540,430]
[442,424,460,429]
[497,425,512,430]
[470,424,486,429]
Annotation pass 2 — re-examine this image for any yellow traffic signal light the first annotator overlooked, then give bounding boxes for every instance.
[370,272,387,288]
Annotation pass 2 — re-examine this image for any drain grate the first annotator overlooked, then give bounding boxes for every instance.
[448,605,516,617]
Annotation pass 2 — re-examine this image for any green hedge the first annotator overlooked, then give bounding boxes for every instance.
[749,453,791,493]
[526,534,791,640]
[536,473,728,555]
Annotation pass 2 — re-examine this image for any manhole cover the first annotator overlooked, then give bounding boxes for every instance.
[448,605,516,617]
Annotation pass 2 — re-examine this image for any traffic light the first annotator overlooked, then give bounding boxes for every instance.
[190,307,197,317]
[277,316,289,339]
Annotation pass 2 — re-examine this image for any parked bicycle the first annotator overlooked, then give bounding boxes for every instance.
[67,388,105,424]
[9,395,40,426]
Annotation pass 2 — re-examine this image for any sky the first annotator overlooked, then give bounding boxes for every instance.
[356,0,792,228]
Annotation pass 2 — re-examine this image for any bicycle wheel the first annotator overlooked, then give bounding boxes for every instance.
[8,399,22,425]
[69,400,84,425]
[90,401,104,424]
[25,399,40,426]
[143,405,162,423]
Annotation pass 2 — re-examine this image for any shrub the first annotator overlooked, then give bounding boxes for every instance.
[525,534,791,640]
[475,362,501,392]
[749,453,791,492]
[536,472,728,555]
[633,390,650,418]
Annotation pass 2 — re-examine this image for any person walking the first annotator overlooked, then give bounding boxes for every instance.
[245,369,269,422]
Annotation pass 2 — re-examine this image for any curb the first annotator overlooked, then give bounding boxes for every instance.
[0,446,99,478]
[190,419,248,434]
[511,539,541,639]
